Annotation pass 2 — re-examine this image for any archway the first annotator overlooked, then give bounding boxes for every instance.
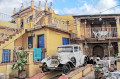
[93,45,104,58]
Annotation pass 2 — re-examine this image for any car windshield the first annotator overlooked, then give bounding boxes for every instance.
[57,46,73,52]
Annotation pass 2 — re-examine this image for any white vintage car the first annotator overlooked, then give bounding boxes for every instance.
[41,44,87,74]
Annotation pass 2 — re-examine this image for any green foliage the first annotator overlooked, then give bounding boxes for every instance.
[12,50,29,72]
[9,72,15,76]
[9,19,15,23]
[95,65,101,72]
[114,54,120,59]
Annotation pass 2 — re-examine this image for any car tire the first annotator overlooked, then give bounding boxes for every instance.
[83,57,87,66]
[63,63,70,75]
[42,63,49,72]
[71,57,76,65]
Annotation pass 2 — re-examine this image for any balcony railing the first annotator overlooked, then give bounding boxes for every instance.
[80,27,118,39]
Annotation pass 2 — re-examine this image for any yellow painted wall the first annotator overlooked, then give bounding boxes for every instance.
[0,42,14,63]
[52,14,77,34]
[0,38,15,75]
[82,66,91,77]
[0,65,7,75]
[25,64,42,77]
[0,64,13,76]
[80,22,85,39]
[116,20,120,53]
[117,62,120,71]
[46,29,70,57]
[14,35,23,46]
[21,28,70,57]
[22,28,47,50]
[71,71,82,79]
[0,20,16,29]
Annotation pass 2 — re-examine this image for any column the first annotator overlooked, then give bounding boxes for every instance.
[116,17,120,53]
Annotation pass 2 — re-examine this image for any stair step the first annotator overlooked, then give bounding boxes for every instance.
[0,28,24,48]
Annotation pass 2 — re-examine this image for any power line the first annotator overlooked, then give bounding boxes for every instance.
[100,5,120,14]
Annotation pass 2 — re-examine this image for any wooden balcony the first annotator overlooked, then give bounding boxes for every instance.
[80,27,118,40]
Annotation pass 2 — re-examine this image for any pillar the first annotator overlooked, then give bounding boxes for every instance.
[13,8,16,14]
[50,2,53,13]
[39,1,42,10]
[21,3,24,10]
[44,16,48,25]
[31,0,34,8]
[116,17,120,53]
[76,19,81,38]
[44,0,48,11]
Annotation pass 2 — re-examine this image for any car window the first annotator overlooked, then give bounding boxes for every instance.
[74,46,78,52]
[57,46,73,52]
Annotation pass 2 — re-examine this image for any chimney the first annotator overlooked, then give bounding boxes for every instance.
[39,1,42,10]
[21,3,24,10]
[44,0,48,11]
[31,0,34,8]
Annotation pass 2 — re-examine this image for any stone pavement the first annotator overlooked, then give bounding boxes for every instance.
[83,71,95,79]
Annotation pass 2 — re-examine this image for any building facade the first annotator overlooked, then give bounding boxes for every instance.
[0,0,120,78]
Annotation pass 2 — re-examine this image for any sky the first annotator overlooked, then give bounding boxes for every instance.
[0,0,120,17]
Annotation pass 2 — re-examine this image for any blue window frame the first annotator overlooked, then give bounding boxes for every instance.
[62,37,69,45]
[28,36,33,48]
[33,48,45,61]
[2,50,11,63]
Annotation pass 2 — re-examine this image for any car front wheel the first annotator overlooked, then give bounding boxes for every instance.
[63,63,70,75]
[42,63,49,72]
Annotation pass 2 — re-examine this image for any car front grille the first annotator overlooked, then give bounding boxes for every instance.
[51,59,59,65]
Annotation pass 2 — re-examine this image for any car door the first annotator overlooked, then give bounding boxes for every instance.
[73,46,81,66]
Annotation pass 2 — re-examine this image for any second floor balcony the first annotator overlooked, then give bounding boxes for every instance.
[80,27,118,39]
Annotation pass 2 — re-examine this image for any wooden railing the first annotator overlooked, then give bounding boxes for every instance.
[80,27,118,39]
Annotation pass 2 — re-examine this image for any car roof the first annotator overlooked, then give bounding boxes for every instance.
[58,44,80,47]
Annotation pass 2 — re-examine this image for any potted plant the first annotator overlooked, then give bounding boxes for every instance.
[95,64,101,79]
[94,64,105,79]
[12,50,29,79]
[9,72,14,79]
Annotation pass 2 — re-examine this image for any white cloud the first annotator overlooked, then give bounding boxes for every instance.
[0,0,54,21]
[54,9,61,14]
[0,0,53,15]
[60,0,120,15]
[0,0,120,20]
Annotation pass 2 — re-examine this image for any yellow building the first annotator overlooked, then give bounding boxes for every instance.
[0,0,75,78]
[0,0,120,78]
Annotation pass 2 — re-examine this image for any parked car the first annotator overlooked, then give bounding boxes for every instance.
[41,44,87,74]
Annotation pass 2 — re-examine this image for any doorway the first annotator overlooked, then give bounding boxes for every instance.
[93,45,104,58]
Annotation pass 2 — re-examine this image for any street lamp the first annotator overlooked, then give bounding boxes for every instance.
[30,30,35,37]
